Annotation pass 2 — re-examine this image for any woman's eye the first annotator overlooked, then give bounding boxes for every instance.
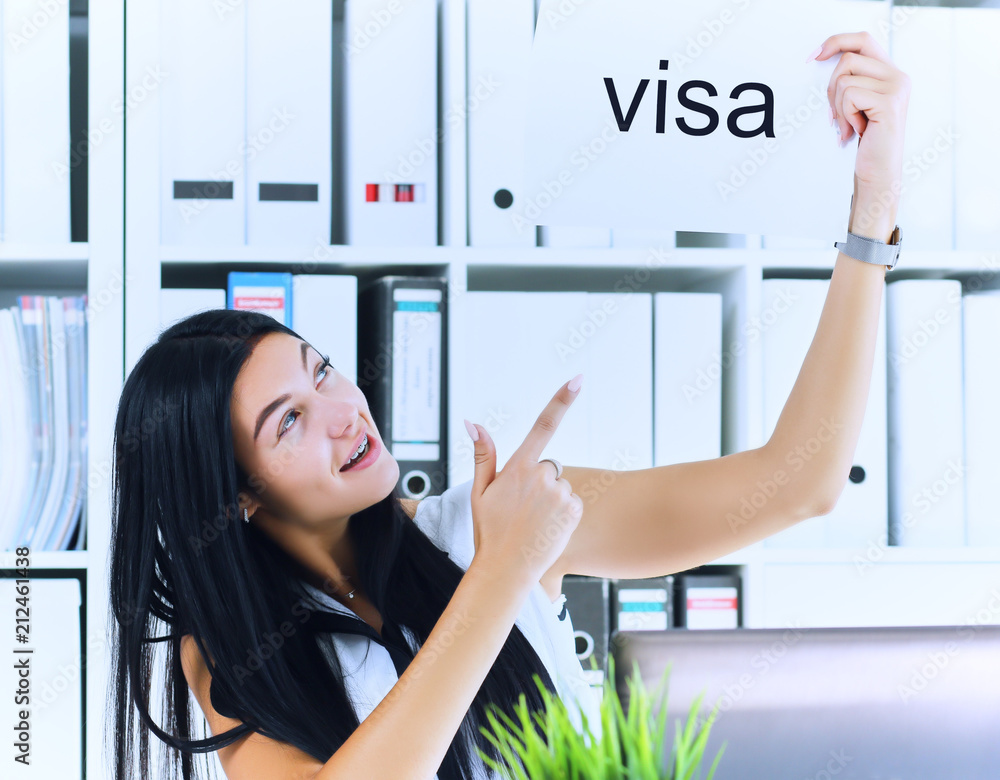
[279,410,298,437]
[278,360,334,439]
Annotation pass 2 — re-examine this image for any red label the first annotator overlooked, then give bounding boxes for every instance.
[688,598,738,610]
[234,296,283,310]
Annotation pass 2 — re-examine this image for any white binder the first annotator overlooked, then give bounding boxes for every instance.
[761,279,888,549]
[160,0,247,245]
[0,310,32,549]
[343,0,437,246]
[246,0,332,246]
[962,291,1000,547]
[1,0,71,242]
[32,299,69,551]
[886,280,965,547]
[9,299,46,549]
[653,293,722,466]
[450,291,652,487]
[159,289,226,332]
[49,299,86,551]
[467,0,536,247]
[18,298,68,551]
[761,235,831,250]
[538,226,611,248]
[612,229,677,250]
[1,578,82,777]
[890,7,956,250]
[0,4,3,240]
[291,275,358,385]
[953,8,1000,250]
[760,280,824,547]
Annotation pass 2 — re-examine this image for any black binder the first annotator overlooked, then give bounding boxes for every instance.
[675,573,742,629]
[357,276,448,499]
[561,575,611,689]
[609,575,675,632]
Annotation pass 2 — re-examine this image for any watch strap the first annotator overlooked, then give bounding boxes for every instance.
[834,225,902,270]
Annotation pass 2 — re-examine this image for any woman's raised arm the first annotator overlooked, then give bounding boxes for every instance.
[538,31,910,582]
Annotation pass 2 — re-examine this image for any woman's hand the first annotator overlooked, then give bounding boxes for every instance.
[463,378,584,584]
[813,31,911,233]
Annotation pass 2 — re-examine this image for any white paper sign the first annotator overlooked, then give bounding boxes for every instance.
[521,0,890,241]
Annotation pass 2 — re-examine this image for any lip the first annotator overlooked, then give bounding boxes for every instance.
[340,427,380,472]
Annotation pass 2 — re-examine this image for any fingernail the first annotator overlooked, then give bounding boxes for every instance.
[567,373,584,393]
[828,105,834,127]
[806,44,822,63]
[463,418,479,442]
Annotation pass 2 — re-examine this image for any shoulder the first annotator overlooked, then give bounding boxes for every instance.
[178,635,326,776]
[399,498,420,520]
[179,634,240,736]
[179,634,215,705]
[179,633,209,677]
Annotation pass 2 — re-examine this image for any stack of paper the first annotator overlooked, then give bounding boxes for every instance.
[0,297,87,551]
[1,0,71,242]
[0,578,83,776]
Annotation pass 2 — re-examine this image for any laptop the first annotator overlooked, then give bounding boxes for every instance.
[611,625,1000,779]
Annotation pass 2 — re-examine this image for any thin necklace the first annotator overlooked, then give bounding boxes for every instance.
[339,575,357,600]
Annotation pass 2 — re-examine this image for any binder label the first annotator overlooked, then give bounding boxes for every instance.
[391,288,442,455]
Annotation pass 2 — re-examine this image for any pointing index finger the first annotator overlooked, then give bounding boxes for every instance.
[513,374,583,463]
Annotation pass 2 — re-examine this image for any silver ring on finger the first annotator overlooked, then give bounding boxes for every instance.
[539,457,563,480]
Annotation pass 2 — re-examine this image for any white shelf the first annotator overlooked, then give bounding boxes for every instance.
[701,544,1000,568]
[0,242,89,261]
[156,244,1000,275]
[0,551,88,570]
[0,250,89,290]
[160,243,741,268]
[161,243,449,265]
[758,547,1000,565]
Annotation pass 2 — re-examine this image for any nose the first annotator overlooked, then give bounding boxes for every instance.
[323,398,360,440]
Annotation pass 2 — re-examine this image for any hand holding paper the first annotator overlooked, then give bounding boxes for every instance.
[523,0,901,241]
[811,31,911,237]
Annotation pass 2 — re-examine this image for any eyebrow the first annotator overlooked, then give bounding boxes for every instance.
[253,341,312,444]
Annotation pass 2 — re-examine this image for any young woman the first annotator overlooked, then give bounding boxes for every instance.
[109,31,910,780]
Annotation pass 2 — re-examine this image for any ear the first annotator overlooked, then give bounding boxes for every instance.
[237,490,263,521]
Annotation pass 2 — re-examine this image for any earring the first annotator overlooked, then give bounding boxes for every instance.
[243,507,249,523]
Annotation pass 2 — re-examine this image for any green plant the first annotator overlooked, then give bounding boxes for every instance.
[476,654,726,780]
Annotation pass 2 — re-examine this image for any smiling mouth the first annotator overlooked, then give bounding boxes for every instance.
[340,434,370,471]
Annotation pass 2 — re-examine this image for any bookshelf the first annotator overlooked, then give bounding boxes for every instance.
[0,1,123,778]
[3,0,996,778]
[122,0,1000,642]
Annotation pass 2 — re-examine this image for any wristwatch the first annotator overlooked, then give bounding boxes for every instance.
[833,224,902,271]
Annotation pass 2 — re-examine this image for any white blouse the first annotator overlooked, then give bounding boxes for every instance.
[300,477,603,779]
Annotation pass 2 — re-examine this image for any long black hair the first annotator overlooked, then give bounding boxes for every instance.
[107,308,556,780]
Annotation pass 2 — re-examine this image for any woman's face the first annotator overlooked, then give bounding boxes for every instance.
[229,331,399,526]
